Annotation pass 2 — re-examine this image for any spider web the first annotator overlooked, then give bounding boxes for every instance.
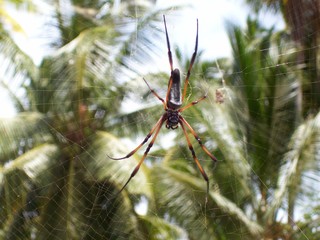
[1,0,320,239]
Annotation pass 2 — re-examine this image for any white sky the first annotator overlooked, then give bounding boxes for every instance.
[156,0,284,59]
[0,0,284,117]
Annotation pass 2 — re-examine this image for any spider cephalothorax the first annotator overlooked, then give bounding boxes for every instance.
[108,15,218,201]
[165,109,180,129]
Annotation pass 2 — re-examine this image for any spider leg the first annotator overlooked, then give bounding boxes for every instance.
[163,15,173,72]
[179,119,209,203]
[117,117,164,193]
[180,116,218,163]
[107,114,165,160]
[143,78,166,108]
[182,19,198,102]
[163,15,174,105]
[179,94,207,112]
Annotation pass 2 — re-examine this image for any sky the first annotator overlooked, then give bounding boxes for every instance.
[1,0,284,117]
[156,0,284,59]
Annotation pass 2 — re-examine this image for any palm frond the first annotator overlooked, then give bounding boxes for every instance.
[32,25,121,114]
[116,7,183,76]
[0,81,24,112]
[152,163,262,239]
[188,84,254,201]
[138,215,188,240]
[244,0,281,13]
[0,112,51,160]
[0,143,59,237]
[34,155,143,240]
[105,71,172,147]
[226,17,301,192]
[0,28,37,78]
[82,131,152,198]
[267,111,320,219]
[0,29,38,112]
[1,143,58,179]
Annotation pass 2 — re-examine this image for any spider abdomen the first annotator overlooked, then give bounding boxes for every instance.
[166,109,180,129]
[167,68,182,110]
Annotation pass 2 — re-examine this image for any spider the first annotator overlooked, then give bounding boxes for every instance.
[109,15,218,199]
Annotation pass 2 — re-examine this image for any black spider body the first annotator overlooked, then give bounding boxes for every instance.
[165,109,180,129]
[167,68,182,110]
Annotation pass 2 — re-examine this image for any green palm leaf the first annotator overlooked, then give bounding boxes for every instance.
[0,143,59,238]
[83,131,151,197]
[152,161,262,239]
[138,215,187,240]
[267,111,320,219]
[0,112,51,160]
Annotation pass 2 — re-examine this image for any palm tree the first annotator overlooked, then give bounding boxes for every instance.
[244,1,320,238]
[245,0,320,113]
[2,0,320,239]
[0,0,185,239]
[148,17,320,239]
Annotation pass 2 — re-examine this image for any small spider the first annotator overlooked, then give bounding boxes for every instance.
[109,15,218,200]
[215,88,225,104]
